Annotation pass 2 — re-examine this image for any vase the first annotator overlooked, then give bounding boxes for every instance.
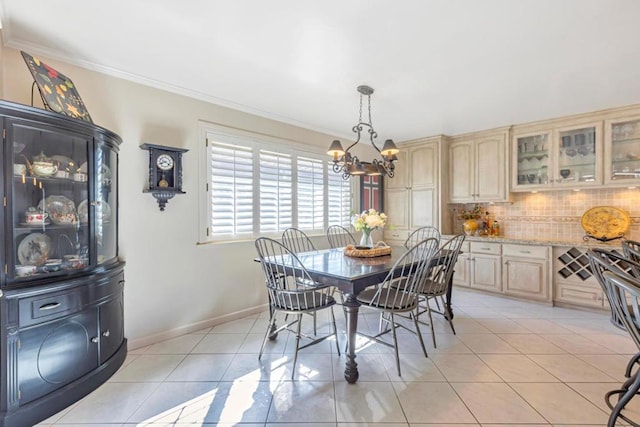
[360,229,374,247]
[462,219,478,236]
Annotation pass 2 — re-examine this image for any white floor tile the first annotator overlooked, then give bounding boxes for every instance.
[392,381,476,424]
[268,381,336,423]
[478,354,559,382]
[510,382,609,425]
[452,382,546,424]
[335,381,406,423]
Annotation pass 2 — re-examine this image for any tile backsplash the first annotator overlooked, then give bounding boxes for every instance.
[449,188,640,242]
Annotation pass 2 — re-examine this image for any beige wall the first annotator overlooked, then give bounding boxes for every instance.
[0,45,376,348]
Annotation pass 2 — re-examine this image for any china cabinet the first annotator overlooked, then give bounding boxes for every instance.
[449,128,510,203]
[604,116,640,185]
[512,122,603,191]
[384,136,450,244]
[0,100,126,427]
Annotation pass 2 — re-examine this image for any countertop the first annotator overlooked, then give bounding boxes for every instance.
[441,234,624,249]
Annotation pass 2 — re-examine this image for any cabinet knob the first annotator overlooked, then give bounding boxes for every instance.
[102,330,110,337]
[91,337,99,343]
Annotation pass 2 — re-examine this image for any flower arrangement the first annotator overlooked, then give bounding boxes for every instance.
[456,204,483,220]
[352,209,387,233]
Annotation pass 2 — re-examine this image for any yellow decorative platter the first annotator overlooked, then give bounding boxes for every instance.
[580,206,630,241]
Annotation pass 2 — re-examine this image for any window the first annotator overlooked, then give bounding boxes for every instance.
[200,123,352,242]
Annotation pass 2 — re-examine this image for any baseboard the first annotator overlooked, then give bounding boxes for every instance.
[127,303,269,350]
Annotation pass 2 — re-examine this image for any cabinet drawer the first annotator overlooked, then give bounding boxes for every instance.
[554,282,604,308]
[470,241,501,255]
[503,244,548,259]
[19,291,81,327]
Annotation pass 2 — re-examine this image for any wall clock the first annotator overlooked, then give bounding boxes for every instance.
[140,143,188,211]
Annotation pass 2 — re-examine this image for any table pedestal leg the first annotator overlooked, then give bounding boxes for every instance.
[342,293,360,384]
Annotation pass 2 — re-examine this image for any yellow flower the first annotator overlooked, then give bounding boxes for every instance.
[352,209,387,232]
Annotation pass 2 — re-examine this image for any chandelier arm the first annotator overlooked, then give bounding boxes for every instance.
[344,125,364,153]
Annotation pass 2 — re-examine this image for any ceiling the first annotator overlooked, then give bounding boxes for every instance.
[1,0,640,143]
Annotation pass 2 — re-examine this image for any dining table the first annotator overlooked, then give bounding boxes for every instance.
[264,246,454,384]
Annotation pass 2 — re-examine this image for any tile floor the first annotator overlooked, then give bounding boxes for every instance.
[37,288,640,426]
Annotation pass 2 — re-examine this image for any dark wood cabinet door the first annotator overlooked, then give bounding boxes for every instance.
[99,295,124,364]
[18,310,98,404]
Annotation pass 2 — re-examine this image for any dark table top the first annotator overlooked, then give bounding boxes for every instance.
[258,246,424,294]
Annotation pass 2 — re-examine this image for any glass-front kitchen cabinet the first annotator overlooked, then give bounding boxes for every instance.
[0,100,126,427]
[604,116,640,185]
[512,122,603,191]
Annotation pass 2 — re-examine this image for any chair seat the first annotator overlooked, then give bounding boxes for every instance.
[357,288,416,311]
[273,291,336,311]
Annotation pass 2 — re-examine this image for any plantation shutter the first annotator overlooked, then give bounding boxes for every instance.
[297,157,325,231]
[259,150,293,232]
[209,142,254,236]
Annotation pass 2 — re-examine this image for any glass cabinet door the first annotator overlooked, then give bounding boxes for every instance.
[605,117,640,184]
[555,125,600,187]
[513,132,551,190]
[9,121,90,281]
[95,144,117,264]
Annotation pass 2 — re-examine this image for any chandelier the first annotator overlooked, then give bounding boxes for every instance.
[327,85,399,179]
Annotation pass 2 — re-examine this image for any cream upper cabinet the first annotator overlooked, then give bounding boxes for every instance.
[512,122,603,191]
[449,129,509,203]
[383,137,449,244]
[604,115,640,185]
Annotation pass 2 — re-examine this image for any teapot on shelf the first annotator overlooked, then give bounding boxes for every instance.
[22,151,58,177]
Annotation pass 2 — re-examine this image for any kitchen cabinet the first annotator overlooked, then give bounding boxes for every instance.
[502,244,551,302]
[604,115,640,185]
[0,101,126,427]
[511,115,604,192]
[384,136,449,244]
[449,128,510,203]
[452,241,470,287]
[454,241,502,293]
[512,122,603,191]
[553,246,605,308]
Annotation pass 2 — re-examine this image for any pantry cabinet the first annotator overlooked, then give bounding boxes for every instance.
[384,136,449,244]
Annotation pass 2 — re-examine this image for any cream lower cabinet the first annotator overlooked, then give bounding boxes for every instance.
[452,242,470,287]
[384,136,449,245]
[553,246,605,308]
[502,244,551,302]
[454,241,502,293]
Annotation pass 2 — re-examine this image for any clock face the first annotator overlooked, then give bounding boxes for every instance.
[156,154,174,171]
